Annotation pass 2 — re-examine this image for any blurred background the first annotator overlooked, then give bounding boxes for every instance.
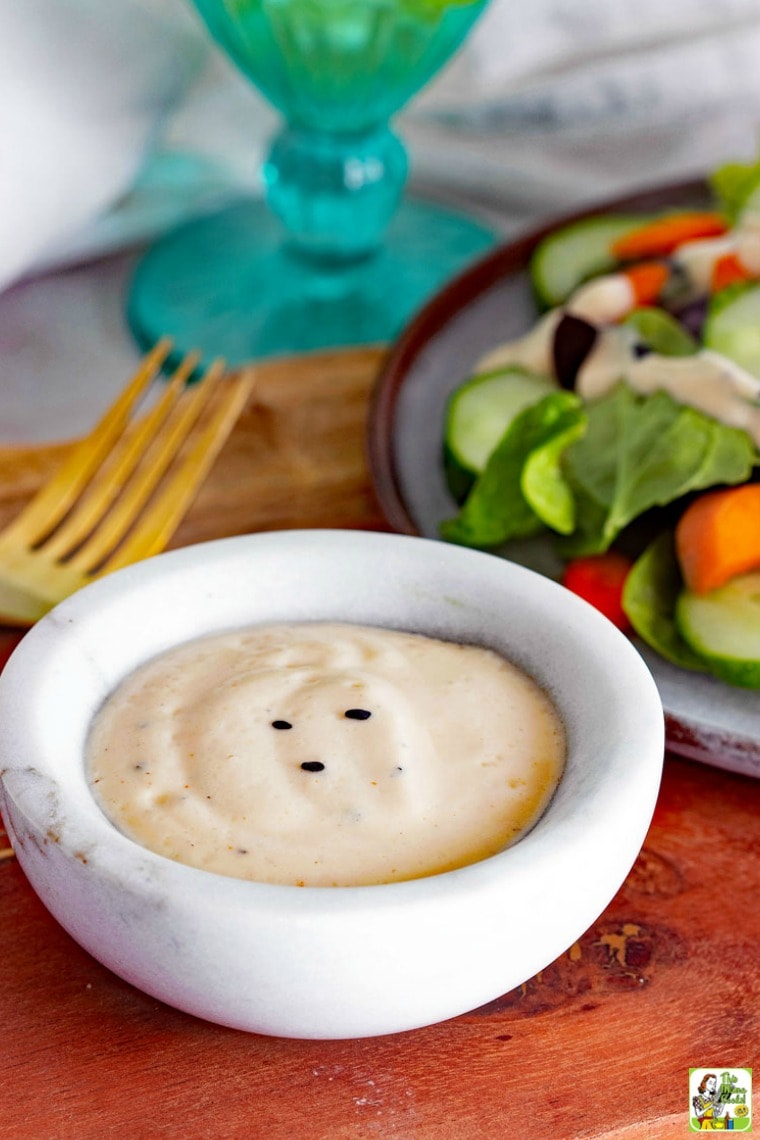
[5,0,760,291]
[3,0,760,438]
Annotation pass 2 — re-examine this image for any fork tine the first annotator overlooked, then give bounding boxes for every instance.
[41,350,200,561]
[65,358,238,575]
[3,338,174,546]
[96,370,254,575]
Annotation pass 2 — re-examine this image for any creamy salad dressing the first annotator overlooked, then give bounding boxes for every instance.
[475,278,636,377]
[476,310,561,375]
[574,325,636,400]
[473,260,760,447]
[566,274,637,324]
[570,329,760,447]
[87,622,565,887]
[673,213,760,286]
[622,350,760,440]
[672,233,738,291]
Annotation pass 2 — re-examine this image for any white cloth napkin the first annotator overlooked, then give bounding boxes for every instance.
[0,0,205,292]
[410,0,760,224]
[4,0,760,293]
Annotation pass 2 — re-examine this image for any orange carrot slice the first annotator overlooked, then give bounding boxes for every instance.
[611,212,728,261]
[710,252,753,293]
[675,485,760,595]
[622,262,670,307]
[562,552,633,630]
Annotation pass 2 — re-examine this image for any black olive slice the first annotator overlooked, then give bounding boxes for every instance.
[552,312,598,390]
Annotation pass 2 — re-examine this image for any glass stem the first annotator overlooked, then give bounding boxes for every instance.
[262,123,409,264]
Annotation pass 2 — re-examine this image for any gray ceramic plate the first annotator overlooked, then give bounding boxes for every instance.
[367,180,760,778]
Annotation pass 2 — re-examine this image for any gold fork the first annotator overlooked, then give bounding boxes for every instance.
[0,339,254,627]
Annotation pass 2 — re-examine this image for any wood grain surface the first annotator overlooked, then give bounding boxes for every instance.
[1,347,758,1139]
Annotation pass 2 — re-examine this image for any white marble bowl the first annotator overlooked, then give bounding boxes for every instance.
[0,530,663,1038]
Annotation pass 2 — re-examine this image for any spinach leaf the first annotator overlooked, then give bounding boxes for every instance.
[710,158,760,223]
[561,385,755,555]
[440,392,585,548]
[622,532,709,672]
[522,414,586,534]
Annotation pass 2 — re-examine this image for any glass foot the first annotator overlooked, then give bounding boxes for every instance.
[126,197,497,365]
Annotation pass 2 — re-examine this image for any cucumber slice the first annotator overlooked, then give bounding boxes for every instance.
[443,368,556,500]
[703,282,760,379]
[530,215,648,309]
[676,572,760,687]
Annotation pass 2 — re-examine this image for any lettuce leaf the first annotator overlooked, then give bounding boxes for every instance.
[622,307,698,357]
[710,159,760,223]
[560,384,755,556]
[440,381,755,561]
[440,391,585,548]
[622,532,709,672]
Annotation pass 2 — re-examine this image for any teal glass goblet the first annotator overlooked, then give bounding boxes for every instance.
[127,0,495,364]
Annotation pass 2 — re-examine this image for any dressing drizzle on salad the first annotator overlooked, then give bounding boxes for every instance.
[441,158,760,688]
[476,267,760,447]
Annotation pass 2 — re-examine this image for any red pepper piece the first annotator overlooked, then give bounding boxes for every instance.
[562,552,633,632]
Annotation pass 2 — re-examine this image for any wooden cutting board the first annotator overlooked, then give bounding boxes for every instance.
[1,346,759,1138]
[0,345,390,542]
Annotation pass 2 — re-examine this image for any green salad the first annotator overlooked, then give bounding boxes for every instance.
[440,156,760,688]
